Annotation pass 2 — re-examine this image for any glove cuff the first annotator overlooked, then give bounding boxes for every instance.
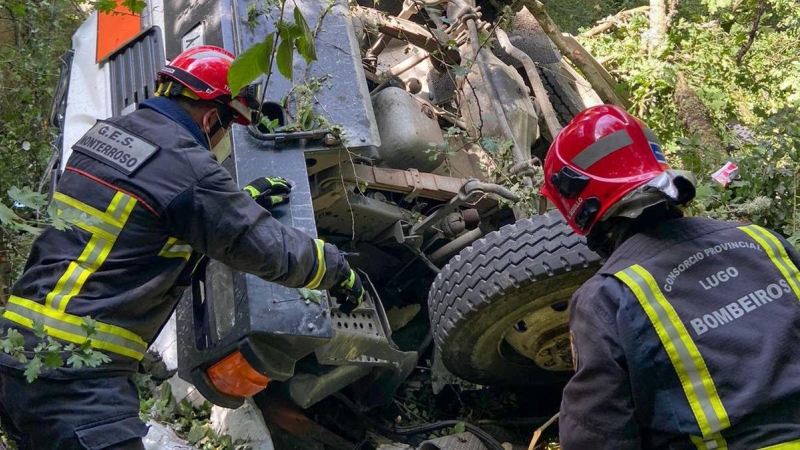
[321,243,350,290]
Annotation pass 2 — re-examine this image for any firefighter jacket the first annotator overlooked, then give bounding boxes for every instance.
[560,217,800,450]
[0,97,348,378]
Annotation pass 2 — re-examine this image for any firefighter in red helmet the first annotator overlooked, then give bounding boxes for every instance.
[543,105,800,449]
[0,46,363,450]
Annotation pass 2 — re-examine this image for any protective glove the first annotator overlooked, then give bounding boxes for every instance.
[243,177,292,209]
[330,268,365,314]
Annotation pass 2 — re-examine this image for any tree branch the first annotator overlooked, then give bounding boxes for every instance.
[582,6,650,38]
[735,0,766,65]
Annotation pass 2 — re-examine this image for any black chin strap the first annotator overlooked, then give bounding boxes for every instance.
[208,120,224,138]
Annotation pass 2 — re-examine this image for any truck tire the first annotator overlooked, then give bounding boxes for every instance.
[427,211,602,385]
[538,63,583,125]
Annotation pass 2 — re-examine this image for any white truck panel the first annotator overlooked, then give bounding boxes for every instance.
[61,12,112,170]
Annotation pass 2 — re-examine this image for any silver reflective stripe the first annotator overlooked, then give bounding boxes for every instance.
[188,51,234,62]
[620,267,724,433]
[110,196,136,222]
[159,237,193,259]
[571,130,633,170]
[5,302,147,357]
[55,198,121,238]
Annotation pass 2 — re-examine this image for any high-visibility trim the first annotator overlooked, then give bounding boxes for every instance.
[738,225,800,301]
[53,192,120,241]
[47,192,137,311]
[4,296,147,360]
[691,433,728,450]
[303,239,327,289]
[243,186,259,198]
[616,265,730,441]
[64,167,159,217]
[158,237,193,261]
[758,438,800,449]
[571,130,633,170]
[343,269,356,289]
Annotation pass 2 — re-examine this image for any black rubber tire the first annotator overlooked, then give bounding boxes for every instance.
[428,211,602,385]
[538,63,584,125]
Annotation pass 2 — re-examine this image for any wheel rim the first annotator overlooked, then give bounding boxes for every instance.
[502,298,574,372]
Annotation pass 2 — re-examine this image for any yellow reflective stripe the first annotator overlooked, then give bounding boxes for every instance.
[759,438,800,449]
[738,225,800,301]
[4,296,147,360]
[343,269,356,289]
[616,265,730,439]
[691,434,728,450]
[158,237,192,260]
[54,192,118,241]
[46,192,137,312]
[304,239,327,289]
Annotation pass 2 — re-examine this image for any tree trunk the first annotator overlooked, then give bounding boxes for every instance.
[648,0,668,52]
[674,72,727,169]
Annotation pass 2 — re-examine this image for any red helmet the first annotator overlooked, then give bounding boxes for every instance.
[157,46,254,125]
[541,105,677,235]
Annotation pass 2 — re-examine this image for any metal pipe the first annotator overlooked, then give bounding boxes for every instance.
[365,0,422,59]
[495,28,563,138]
[384,50,430,78]
[430,228,484,263]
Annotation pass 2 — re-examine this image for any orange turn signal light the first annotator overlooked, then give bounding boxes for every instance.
[207,351,270,397]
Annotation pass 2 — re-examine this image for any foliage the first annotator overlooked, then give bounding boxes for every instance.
[0,316,112,382]
[578,0,800,243]
[0,0,84,200]
[228,0,319,95]
[135,375,243,450]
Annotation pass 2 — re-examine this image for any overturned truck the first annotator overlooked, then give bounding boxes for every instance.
[50,0,604,429]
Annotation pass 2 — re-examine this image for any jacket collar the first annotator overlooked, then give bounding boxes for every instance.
[140,97,210,150]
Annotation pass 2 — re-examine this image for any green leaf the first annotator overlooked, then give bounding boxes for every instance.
[67,352,85,369]
[292,7,317,64]
[452,65,470,77]
[276,38,294,80]
[9,2,26,16]
[298,288,323,305]
[0,203,21,226]
[24,356,43,383]
[81,316,98,337]
[294,7,311,37]
[93,0,117,13]
[178,398,194,418]
[453,422,466,434]
[228,36,274,96]
[32,321,47,339]
[261,117,280,132]
[43,351,65,369]
[6,328,24,349]
[8,186,48,210]
[121,0,147,14]
[187,423,207,445]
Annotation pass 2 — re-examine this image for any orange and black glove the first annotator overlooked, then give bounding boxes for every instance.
[330,268,365,314]
[243,177,292,209]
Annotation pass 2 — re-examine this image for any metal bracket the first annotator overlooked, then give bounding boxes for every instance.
[410,179,518,236]
[403,168,424,202]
